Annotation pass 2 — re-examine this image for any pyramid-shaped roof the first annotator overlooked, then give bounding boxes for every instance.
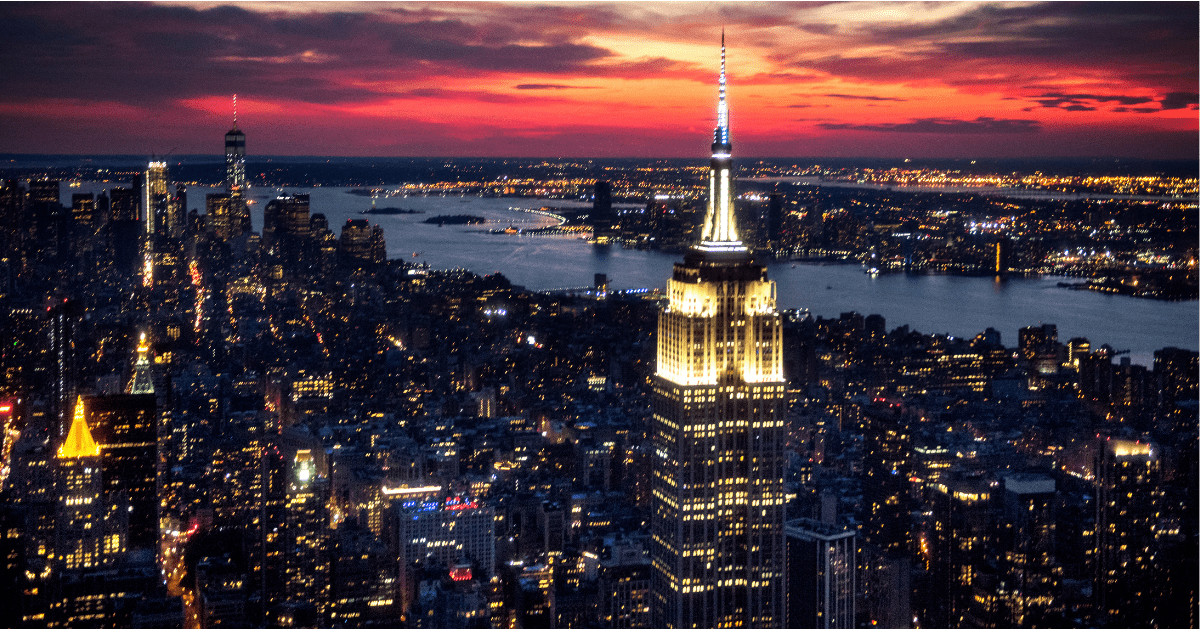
[58,396,100,458]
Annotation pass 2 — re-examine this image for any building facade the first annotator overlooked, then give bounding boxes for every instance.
[785,518,856,629]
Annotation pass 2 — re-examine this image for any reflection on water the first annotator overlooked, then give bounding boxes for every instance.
[71,183,1198,365]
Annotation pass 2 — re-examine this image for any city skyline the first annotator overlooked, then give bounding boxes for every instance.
[0,2,1197,159]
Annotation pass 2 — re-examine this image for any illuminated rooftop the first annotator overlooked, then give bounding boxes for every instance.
[58,396,101,459]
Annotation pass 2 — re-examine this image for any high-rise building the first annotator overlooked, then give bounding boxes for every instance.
[338,219,385,267]
[1154,346,1198,407]
[1094,438,1161,626]
[926,476,995,628]
[130,332,155,395]
[85,391,158,550]
[285,449,331,614]
[391,495,495,616]
[996,474,1060,627]
[28,179,59,206]
[785,518,856,629]
[592,181,615,244]
[649,34,787,628]
[48,297,81,435]
[56,396,109,572]
[263,193,311,250]
[109,186,138,222]
[143,162,168,235]
[226,109,247,194]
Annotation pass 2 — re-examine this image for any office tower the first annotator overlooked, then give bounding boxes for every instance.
[338,219,384,267]
[785,518,856,629]
[369,224,386,264]
[0,180,27,275]
[996,474,1060,627]
[56,396,108,571]
[392,495,496,616]
[1094,439,1162,626]
[649,35,787,628]
[1077,346,1114,403]
[226,112,247,194]
[328,519,395,625]
[766,190,783,250]
[130,332,154,395]
[85,390,158,550]
[48,297,81,435]
[197,555,249,628]
[71,193,94,227]
[169,183,186,237]
[861,405,911,555]
[143,162,168,235]
[1018,323,1058,374]
[263,193,311,249]
[927,476,994,628]
[860,405,912,629]
[593,180,615,243]
[285,449,331,614]
[108,187,138,222]
[205,193,232,240]
[1153,346,1198,407]
[28,179,59,206]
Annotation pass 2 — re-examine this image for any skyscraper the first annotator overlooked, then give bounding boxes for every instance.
[223,102,252,237]
[1095,438,1162,626]
[785,518,856,629]
[649,34,787,628]
[226,97,247,194]
[143,161,168,235]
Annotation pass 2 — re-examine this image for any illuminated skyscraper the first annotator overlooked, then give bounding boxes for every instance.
[1095,438,1163,626]
[56,396,107,571]
[222,99,251,237]
[143,161,168,235]
[130,332,154,395]
[226,95,247,192]
[649,34,787,628]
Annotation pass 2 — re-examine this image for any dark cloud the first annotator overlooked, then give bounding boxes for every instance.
[819,117,1040,134]
[790,3,1197,91]
[1030,92,1155,110]
[1160,92,1200,110]
[822,93,906,102]
[1112,107,1160,113]
[515,84,579,90]
[0,2,631,109]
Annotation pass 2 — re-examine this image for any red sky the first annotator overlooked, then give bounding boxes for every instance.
[0,1,1195,158]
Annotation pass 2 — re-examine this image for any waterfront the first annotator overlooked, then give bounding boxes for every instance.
[70,183,1200,365]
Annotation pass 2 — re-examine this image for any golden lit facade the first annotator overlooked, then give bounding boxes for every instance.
[144,161,168,234]
[649,36,787,628]
[56,397,125,571]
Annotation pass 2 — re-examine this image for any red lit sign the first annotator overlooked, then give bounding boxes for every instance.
[450,566,472,582]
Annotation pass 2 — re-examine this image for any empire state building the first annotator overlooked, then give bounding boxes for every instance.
[649,36,787,628]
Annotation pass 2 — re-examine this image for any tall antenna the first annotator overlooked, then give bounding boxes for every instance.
[233,93,238,129]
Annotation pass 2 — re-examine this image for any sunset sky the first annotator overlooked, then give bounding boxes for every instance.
[0,1,1196,158]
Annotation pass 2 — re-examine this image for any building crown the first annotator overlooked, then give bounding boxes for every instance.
[697,31,746,252]
[58,396,100,459]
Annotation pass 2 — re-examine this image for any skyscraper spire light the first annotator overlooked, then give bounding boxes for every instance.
[650,34,786,628]
[697,31,744,252]
[130,332,155,395]
[59,396,100,459]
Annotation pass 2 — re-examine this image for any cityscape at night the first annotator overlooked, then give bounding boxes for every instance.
[0,2,1196,629]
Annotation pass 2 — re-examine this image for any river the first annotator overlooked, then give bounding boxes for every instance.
[68,183,1199,366]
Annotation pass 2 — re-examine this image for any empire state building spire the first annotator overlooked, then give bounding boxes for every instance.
[698,31,745,252]
[650,32,786,629]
